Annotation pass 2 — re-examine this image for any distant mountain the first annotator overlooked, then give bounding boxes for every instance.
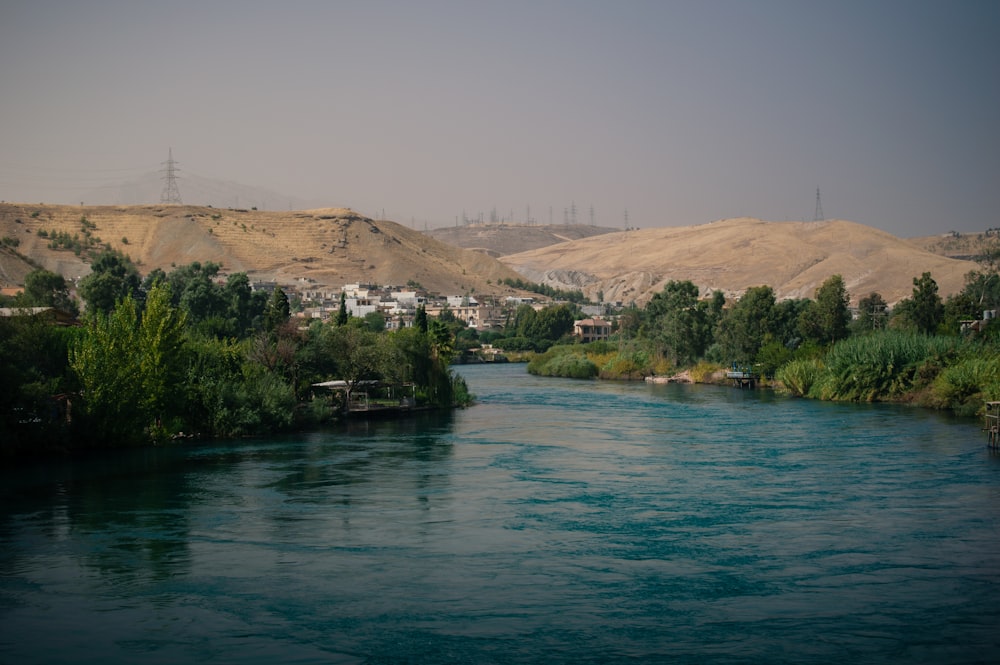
[500,217,981,307]
[78,171,314,211]
[426,223,619,257]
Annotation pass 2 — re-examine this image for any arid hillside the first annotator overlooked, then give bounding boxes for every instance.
[908,230,1000,262]
[426,223,619,257]
[501,218,981,306]
[1,206,984,309]
[0,203,526,295]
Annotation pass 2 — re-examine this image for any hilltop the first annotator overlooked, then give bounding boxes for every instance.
[500,218,982,307]
[0,203,525,295]
[426,223,619,257]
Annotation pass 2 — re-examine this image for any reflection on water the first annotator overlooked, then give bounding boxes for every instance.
[1,364,999,664]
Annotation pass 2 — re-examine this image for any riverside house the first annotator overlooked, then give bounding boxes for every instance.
[574,317,611,343]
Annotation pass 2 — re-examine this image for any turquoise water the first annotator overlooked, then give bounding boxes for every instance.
[2,363,999,664]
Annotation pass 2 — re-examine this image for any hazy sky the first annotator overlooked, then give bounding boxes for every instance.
[1,0,997,236]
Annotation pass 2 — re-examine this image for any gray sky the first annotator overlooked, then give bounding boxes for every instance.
[1,0,997,236]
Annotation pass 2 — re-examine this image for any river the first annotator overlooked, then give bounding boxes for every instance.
[2,364,999,664]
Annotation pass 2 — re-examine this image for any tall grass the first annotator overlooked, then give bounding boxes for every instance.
[800,331,963,402]
[928,349,1000,416]
[598,348,649,380]
[527,346,598,379]
[775,358,824,397]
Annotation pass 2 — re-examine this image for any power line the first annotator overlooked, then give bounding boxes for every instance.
[160,148,182,204]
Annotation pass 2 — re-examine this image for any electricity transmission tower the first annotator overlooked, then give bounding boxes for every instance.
[814,187,824,221]
[160,148,182,204]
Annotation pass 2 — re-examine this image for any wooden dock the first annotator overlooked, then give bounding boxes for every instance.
[986,401,1000,448]
[726,367,759,389]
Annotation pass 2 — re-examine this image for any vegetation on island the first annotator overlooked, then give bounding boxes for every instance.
[521,265,1000,417]
[1,253,471,455]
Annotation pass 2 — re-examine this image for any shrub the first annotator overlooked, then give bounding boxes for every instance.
[528,348,598,378]
[689,361,724,383]
[451,372,475,405]
[552,353,598,379]
[599,350,648,380]
[814,330,962,402]
[928,350,1000,416]
[775,358,824,397]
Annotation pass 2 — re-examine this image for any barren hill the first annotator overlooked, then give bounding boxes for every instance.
[0,203,526,295]
[426,223,618,257]
[501,218,981,307]
[908,230,1000,262]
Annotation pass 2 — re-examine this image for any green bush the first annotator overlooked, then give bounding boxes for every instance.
[451,372,475,405]
[599,350,648,380]
[775,358,824,397]
[812,330,962,402]
[528,349,598,378]
[928,350,1000,416]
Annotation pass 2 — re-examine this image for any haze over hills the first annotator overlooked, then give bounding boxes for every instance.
[73,170,316,212]
[0,203,525,297]
[498,218,982,307]
[0,204,987,310]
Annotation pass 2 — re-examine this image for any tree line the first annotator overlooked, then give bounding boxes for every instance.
[1,252,471,456]
[526,268,1000,415]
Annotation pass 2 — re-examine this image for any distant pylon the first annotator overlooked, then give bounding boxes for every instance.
[160,148,182,204]
[814,187,824,221]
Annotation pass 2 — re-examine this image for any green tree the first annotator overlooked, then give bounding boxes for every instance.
[533,304,576,342]
[137,282,188,433]
[715,285,777,364]
[20,269,78,315]
[326,325,394,408]
[437,304,456,324]
[414,304,428,333]
[362,310,387,333]
[71,283,187,444]
[854,292,888,333]
[426,319,460,405]
[513,304,538,338]
[224,272,258,337]
[798,274,851,345]
[264,287,290,332]
[77,250,141,315]
[959,269,1000,311]
[771,298,811,348]
[71,294,143,443]
[892,272,944,334]
[0,312,81,451]
[644,280,709,365]
[335,292,349,326]
[170,262,226,323]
